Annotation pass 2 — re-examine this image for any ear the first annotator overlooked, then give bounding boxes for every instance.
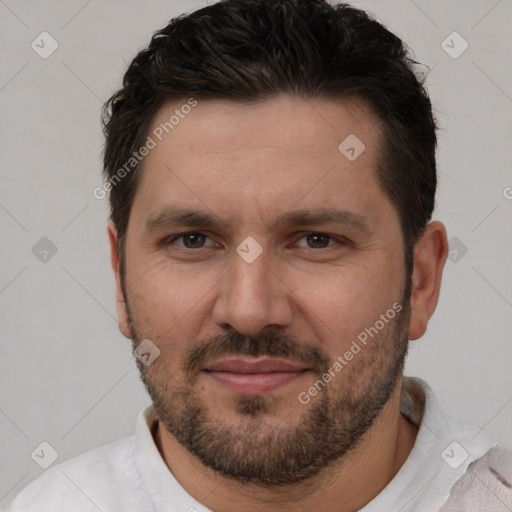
[107,221,133,339]
[408,221,448,340]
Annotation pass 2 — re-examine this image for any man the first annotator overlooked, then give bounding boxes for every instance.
[7,0,511,510]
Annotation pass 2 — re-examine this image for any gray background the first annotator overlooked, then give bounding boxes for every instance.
[1,0,511,505]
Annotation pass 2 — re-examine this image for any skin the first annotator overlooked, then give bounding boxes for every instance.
[108,94,448,511]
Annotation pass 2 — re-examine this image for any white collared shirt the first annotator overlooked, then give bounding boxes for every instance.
[5,377,511,512]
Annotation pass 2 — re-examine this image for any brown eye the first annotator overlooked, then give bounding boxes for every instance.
[305,233,331,248]
[181,233,206,248]
[168,232,215,249]
[295,233,338,249]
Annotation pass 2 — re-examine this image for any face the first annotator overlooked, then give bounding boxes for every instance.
[113,95,413,485]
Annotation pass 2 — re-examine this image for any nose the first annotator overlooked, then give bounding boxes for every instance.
[212,247,294,336]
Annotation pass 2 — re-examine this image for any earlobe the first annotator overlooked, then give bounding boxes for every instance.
[408,221,449,340]
[107,221,133,340]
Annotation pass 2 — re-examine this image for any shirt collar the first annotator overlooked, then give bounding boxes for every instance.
[361,376,497,511]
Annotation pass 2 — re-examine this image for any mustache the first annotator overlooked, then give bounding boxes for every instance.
[183,328,331,379]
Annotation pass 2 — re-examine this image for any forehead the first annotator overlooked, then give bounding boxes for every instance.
[129,94,395,235]
[147,94,381,162]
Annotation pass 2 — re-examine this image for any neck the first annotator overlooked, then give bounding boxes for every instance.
[154,378,418,512]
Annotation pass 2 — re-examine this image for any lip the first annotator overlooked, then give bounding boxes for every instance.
[204,356,305,373]
[203,357,308,394]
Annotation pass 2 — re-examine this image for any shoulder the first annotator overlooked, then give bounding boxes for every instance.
[7,435,151,512]
[441,445,512,511]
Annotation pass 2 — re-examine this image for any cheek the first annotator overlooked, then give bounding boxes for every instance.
[127,259,219,338]
[289,258,402,348]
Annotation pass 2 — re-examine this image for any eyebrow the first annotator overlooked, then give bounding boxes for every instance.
[144,206,374,236]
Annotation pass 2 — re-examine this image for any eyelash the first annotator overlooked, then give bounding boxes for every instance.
[165,231,348,251]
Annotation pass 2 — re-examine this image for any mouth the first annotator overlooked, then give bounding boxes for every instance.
[202,356,308,394]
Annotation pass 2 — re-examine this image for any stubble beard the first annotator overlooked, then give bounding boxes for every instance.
[122,265,411,487]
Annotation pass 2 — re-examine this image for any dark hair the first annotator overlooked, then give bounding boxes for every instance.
[102,0,437,277]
